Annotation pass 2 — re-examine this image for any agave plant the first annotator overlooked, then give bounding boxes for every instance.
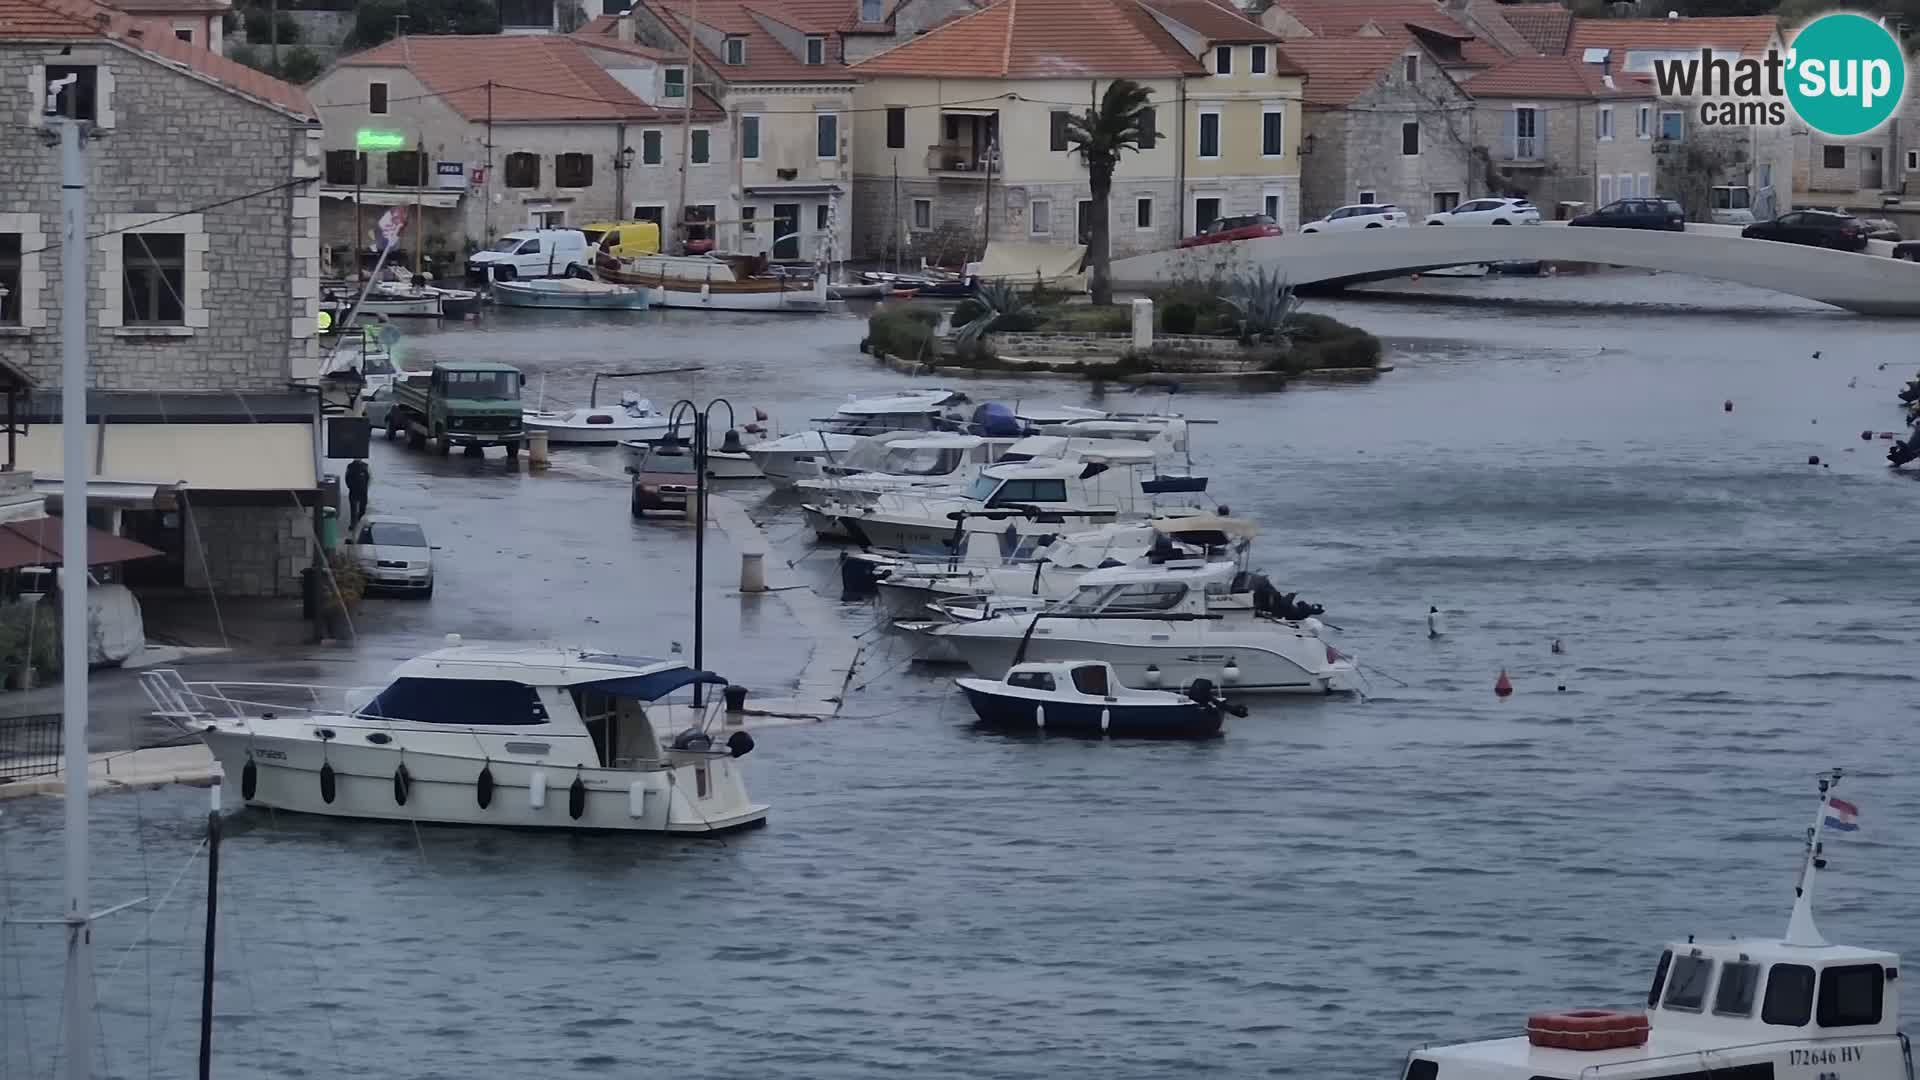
[954,280,1034,346]
[1225,267,1301,344]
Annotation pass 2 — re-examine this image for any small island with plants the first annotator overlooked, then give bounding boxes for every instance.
[859,78,1382,385]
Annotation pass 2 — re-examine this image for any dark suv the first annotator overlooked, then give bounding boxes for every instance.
[1741,210,1869,251]
[1568,198,1686,231]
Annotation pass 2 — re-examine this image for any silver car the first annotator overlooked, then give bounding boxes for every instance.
[350,514,435,597]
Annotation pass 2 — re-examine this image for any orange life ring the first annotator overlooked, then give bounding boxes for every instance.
[1525,1009,1650,1051]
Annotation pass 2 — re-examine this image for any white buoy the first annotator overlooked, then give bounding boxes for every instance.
[1222,660,1241,684]
[1427,606,1445,638]
[1035,704,1045,731]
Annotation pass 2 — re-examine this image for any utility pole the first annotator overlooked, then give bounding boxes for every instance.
[270,0,280,70]
[673,0,698,254]
[484,81,494,243]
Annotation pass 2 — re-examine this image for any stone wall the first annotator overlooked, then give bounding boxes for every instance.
[1305,54,1475,221]
[850,176,1183,263]
[987,331,1248,357]
[183,503,312,598]
[0,42,316,390]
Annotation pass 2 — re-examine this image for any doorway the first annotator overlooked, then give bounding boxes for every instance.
[772,203,801,260]
[1193,196,1221,233]
[1861,147,1885,190]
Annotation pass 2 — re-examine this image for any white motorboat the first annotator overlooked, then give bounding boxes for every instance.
[893,593,1054,664]
[795,432,1022,537]
[523,371,679,446]
[931,561,1357,694]
[141,642,767,833]
[746,389,969,488]
[620,429,765,480]
[1402,769,1904,1080]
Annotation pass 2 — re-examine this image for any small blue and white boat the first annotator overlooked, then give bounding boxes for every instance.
[493,277,652,311]
[955,660,1242,739]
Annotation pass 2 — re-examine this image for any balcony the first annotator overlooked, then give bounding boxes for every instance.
[1491,134,1547,165]
[926,144,998,179]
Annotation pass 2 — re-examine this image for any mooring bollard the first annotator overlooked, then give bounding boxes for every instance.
[683,487,701,523]
[739,551,767,593]
[527,429,550,469]
[1131,297,1154,351]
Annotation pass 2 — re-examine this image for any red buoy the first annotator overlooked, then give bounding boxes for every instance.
[1495,670,1514,698]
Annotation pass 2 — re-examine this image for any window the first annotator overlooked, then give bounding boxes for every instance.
[641,130,662,165]
[805,36,825,64]
[816,113,838,159]
[632,205,664,228]
[723,36,746,65]
[1637,104,1651,138]
[816,203,830,231]
[554,152,592,188]
[1433,191,1459,213]
[1598,174,1613,205]
[324,150,366,186]
[1264,193,1281,219]
[740,114,760,160]
[1762,964,1816,1026]
[740,205,757,236]
[1404,1061,1438,1080]
[1823,144,1847,169]
[1661,955,1713,1012]
[0,234,19,326]
[1816,964,1885,1027]
[362,678,549,726]
[1198,110,1220,158]
[1075,199,1093,244]
[685,204,716,243]
[1647,950,1673,1007]
[442,369,521,400]
[860,0,881,21]
[1136,196,1153,230]
[357,521,427,547]
[1714,960,1761,1017]
[1006,669,1055,691]
[1026,198,1051,236]
[912,198,931,229]
[122,233,185,326]
[1069,664,1110,695]
[1638,172,1652,197]
[1138,107,1156,150]
[1599,105,1614,140]
[44,64,98,122]
[1908,150,1919,171]
[175,28,192,42]
[385,150,425,187]
[1357,190,1375,204]
[988,479,1068,505]
[1659,109,1684,139]
[1049,110,1070,152]
[1401,121,1419,156]
[691,128,710,165]
[1403,53,1418,82]
[665,67,686,99]
[1215,45,1232,74]
[368,80,388,115]
[1194,196,1220,230]
[886,106,906,148]
[1262,109,1285,157]
[1250,46,1267,74]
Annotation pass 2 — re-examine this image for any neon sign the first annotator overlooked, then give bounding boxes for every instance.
[355,129,408,150]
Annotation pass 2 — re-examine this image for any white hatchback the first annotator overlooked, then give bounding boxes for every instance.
[1300,204,1410,233]
[1424,197,1542,226]
[350,514,436,597]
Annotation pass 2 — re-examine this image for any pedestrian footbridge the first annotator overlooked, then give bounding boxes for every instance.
[1107,223,1920,316]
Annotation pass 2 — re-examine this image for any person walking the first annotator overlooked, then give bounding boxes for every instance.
[345,458,370,525]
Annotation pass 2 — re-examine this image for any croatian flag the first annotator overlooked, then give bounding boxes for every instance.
[1825,798,1861,833]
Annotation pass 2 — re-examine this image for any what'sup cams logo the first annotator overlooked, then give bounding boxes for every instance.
[1650,11,1909,138]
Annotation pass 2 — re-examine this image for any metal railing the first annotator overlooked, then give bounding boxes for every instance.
[0,714,60,782]
[1501,134,1546,161]
[139,670,371,730]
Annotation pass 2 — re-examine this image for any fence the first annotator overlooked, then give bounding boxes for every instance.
[0,714,61,782]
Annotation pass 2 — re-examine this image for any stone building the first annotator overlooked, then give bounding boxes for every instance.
[1457,55,1657,217]
[309,35,726,261]
[1790,64,1920,236]
[0,0,324,601]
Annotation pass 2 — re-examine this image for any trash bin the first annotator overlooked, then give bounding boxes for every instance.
[320,506,339,549]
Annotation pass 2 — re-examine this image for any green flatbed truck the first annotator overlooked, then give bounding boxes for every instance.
[386,361,526,459]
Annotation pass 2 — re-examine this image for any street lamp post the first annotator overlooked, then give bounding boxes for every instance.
[613,143,636,226]
[666,398,736,705]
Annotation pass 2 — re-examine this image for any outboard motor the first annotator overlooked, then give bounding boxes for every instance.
[1249,574,1282,618]
[1147,535,1182,564]
[969,401,1023,437]
[1184,677,1249,718]
[1890,434,1920,468]
[1900,381,1920,405]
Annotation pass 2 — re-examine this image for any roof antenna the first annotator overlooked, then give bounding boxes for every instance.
[1784,767,1844,947]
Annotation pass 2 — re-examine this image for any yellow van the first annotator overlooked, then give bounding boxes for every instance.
[581,221,661,257]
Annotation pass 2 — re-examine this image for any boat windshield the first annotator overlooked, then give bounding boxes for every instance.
[1060,581,1188,614]
[443,370,521,401]
[967,474,1001,502]
[826,411,937,435]
[881,445,965,477]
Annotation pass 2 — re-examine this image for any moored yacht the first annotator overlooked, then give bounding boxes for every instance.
[746,389,969,487]
[1402,769,1901,1080]
[141,642,767,834]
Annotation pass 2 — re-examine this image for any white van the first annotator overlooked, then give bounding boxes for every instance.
[465,229,591,283]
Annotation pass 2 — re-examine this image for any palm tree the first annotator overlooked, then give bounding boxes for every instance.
[1064,79,1161,307]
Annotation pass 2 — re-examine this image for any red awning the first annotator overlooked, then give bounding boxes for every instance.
[0,516,161,571]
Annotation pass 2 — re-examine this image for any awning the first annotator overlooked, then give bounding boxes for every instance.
[0,515,161,570]
[939,107,998,117]
[742,183,844,197]
[35,479,170,509]
[582,667,728,701]
[14,423,318,493]
[974,241,1087,291]
[320,188,463,209]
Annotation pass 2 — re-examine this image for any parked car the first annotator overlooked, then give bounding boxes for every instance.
[1740,210,1868,251]
[629,443,698,516]
[1424,198,1541,226]
[1180,213,1283,248]
[1567,198,1686,231]
[1300,204,1410,233]
[1854,216,1902,241]
[465,228,592,283]
[1893,240,1920,261]
[349,515,435,597]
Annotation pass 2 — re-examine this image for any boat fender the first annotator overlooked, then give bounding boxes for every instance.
[530,769,547,810]
[241,757,257,801]
[1035,704,1045,731]
[393,763,412,806]
[1100,708,1110,734]
[1221,661,1241,684]
[568,774,586,820]
[319,761,337,804]
[727,731,755,758]
[628,781,649,819]
[1144,664,1163,687]
[671,728,713,752]
[476,764,495,809]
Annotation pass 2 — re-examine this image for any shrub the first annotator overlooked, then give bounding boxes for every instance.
[243,7,301,44]
[319,549,367,614]
[952,297,986,325]
[1160,301,1197,335]
[867,303,942,361]
[0,602,60,687]
[276,46,324,84]
[1225,268,1301,344]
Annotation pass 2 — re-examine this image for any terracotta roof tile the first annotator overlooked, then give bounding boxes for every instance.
[1137,0,1279,44]
[1500,3,1572,55]
[1462,53,1653,98]
[1570,14,1779,57]
[0,0,312,116]
[1267,0,1505,66]
[1281,37,1414,105]
[850,0,1206,78]
[108,0,228,13]
[636,0,854,81]
[338,35,720,122]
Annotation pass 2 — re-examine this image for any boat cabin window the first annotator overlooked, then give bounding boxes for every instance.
[1661,954,1714,1012]
[982,478,1068,507]
[442,370,522,401]
[1815,963,1885,1027]
[1403,1059,1437,1080]
[1070,665,1110,696]
[1063,581,1188,614]
[882,445,965,476]
[1713,959,1761,1017]
[1647,949,1673,1006]
[1006,670,1055,691]
[361,678,549,725]
[1761,963,1815,1026]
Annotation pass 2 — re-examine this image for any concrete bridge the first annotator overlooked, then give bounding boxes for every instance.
[1107,222,1920,316]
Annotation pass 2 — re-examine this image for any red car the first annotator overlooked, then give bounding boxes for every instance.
[1180,213,1283,248]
